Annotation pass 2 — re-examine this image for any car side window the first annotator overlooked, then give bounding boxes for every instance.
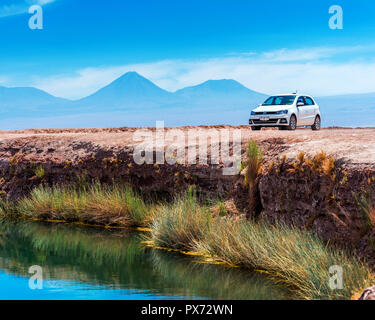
[297,97,305,105]
[304,97,315,105]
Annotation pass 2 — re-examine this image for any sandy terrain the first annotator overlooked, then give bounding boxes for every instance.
[0,126,374,166]
[244,128,375,165]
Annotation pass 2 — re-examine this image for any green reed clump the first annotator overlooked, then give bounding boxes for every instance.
[244,140,263,215]
[34,166,45,179]
[0,199,17,216]
[15,183,151,226]
[354,186,375,233]
[193,218,373,300]
[150,187,212,250]
[244,140,263,188]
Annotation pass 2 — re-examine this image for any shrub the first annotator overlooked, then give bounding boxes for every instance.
[34,166,45,179]
[354,186,375,233]
[244,140,263,216]
[150,188,212,250]
[16,183,151,226]
[244,140,263,187]
[194,218,374,300]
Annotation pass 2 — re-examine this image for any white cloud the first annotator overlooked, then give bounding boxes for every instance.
[13,45,375,99]
[0,0,55,18]
[259,46,367,62]
[261,48,336,62]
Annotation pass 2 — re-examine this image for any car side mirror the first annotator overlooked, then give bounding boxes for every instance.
[297,102,304,107]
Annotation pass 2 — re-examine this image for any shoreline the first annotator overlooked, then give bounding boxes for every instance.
[0,169,373,300]
[0,127,374,299]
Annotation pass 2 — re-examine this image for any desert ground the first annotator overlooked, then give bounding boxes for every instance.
[0,126,374,166]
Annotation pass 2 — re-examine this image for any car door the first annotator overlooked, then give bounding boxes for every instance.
[296,96,307,125]
[303,96,317,125]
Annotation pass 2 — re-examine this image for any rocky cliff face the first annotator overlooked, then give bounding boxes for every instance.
[0,136,235,201]
[257,156,375,265]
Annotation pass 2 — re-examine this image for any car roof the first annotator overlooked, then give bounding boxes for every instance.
[273,93,312,97]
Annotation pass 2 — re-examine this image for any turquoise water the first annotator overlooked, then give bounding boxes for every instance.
[0,220,290,300]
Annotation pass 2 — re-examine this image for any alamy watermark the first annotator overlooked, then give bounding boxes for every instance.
[26,4,343,31]
[329,5,343,30]
[329,265,343,290]
[28,4,43,30]
[133,121,242,176]
[28,265,43,290]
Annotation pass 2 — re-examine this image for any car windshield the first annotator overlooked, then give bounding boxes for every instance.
[262,96,296,106]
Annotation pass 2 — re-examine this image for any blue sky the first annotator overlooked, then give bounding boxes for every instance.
[1,0,375,98]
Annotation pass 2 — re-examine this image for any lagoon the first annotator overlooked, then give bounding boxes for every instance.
[0,220,290,300]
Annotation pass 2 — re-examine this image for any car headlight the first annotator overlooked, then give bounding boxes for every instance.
[276,110,288,115]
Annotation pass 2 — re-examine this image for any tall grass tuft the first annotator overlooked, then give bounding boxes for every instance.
[0,199,17,216]
[355,186,375,233]
[354,185,375,253]
[244,140,263,187]
[194,218,374,300]
[34,166,45,179]
[150,187,212,250]
[244,140,263,216]
[16,183,151,226]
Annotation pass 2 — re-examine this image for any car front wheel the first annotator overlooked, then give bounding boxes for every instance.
[311,116,321,131]
[251,126,262,131]
[288,115,297,131]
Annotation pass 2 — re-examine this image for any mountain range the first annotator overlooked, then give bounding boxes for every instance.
[0,71,374,129]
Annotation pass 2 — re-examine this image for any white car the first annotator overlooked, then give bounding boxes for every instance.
[249,94,321,131]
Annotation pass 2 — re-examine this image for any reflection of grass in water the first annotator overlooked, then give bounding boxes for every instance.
[26,225,141,266]
[0,220,149,286]
[12,221,142,264]
[149,250,291,300]
[0,220,290,300]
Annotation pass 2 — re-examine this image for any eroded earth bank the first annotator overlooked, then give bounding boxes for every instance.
[1,126,375,269]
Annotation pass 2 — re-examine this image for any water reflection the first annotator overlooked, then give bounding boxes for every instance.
[0,220,291,300]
